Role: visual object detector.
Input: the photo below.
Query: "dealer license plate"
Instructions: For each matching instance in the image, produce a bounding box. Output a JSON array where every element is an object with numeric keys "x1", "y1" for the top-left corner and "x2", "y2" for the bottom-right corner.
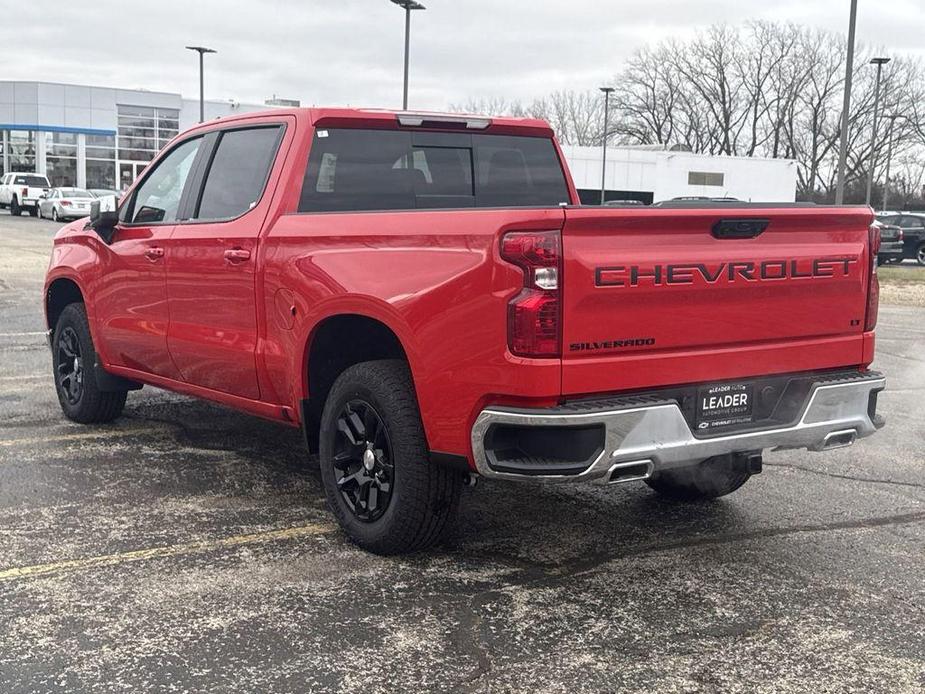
[{"x1": 696, "y1": 382, "x2": 754, "y2": 431}]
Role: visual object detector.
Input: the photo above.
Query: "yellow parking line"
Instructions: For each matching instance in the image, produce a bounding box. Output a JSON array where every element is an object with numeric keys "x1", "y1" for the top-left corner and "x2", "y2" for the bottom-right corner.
[
  {"x1": 0, "y1": 374, "x2": 48, "y2": 381},
  {"x1": 0, "y1": 331, "x2": 47, "y2": 337},
  {"x1": 0, "y1": 522, "x2": 333, "y2": 582}
]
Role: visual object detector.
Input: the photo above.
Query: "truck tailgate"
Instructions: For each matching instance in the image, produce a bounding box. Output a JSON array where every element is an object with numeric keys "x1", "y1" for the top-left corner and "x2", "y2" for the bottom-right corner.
[{"x1": 561, "y1": 206, "x2": 874, "y2": 396}]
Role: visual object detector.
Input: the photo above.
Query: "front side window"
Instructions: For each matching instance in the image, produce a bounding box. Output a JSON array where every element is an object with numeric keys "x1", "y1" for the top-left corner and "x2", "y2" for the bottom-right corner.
[
  {"x1": 299, "y1": 128, "x2": 568, "y2": 212},
  {"x1": 195, "y1": 126, "x2": 283, "y2": 221},
  {"x1": 127, "y1": 137, "x2": 201, "y2": 224}
]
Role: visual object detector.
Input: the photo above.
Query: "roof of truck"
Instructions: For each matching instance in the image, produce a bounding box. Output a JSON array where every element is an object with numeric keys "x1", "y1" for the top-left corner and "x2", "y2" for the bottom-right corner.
[{"x1": 205, "y1": 107, "x2": 556, "y2": 138}]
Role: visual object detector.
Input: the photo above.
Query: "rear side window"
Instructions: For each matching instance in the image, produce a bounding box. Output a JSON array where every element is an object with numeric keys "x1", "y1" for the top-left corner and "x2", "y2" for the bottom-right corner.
[
  {"x1": 195, "y1": 126, "x2": 283, "y2": 220},
  {"x1": 299, "y1": 128, "x2": 567, "y2": 212}
]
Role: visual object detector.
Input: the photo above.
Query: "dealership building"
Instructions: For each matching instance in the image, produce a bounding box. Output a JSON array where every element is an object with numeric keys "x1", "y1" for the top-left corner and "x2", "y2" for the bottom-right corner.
[
  {"x1": 0, "y1": 80, "x2": 266, "y2": 191},
  {"x1": 1, "y1": 80, "x2": 797, "y2": 201}
]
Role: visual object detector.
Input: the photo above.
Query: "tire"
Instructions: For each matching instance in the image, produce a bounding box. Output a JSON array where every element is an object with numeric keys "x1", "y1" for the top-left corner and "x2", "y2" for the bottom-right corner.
[
  {"x1": 28, "y1": 205, "x2": 38, "y2": 217},
  {"x1": 319, "y1": 359, "x2": 462, "y2": 555},
  {"x1": 645, "y1": 454, "x2": 751, "y2": 501},
  {"x1": 10, "y1": 197, "x2": 21, "y2": 216},
  {"x1": 52, "y1": 303, "x2": 127, "y2": 424},
  {"x1": 52, "y1": 207, "x2": 59, "y2": 222},
  {"x1": 917, "y1": 243, "x2": 925, "y2": 266}
]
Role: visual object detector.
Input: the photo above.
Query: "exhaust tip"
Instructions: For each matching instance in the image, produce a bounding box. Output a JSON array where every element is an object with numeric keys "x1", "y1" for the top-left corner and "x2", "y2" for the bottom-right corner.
[
  {"x1": 607, "y1": 459, "x2": 654, "y2": 484},
  {"x1": 821, "y1": 429, "x2": 857, "y2": 450}
]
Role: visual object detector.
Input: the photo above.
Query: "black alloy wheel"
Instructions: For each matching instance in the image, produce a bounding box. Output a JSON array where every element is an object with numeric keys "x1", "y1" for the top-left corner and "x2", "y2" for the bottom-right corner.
[
  {"x1": 331, "y1": 399, "x2": 395, "y2": 522},
  {"x1": 56, "y1": 326, "x2": 84, "y2": 405}
]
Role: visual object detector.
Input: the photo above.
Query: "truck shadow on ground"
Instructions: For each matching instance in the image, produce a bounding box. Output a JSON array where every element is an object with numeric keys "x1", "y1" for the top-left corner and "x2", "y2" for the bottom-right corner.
[{"x1": 124, "y1": 393, "x2": 763, "y2": 568}]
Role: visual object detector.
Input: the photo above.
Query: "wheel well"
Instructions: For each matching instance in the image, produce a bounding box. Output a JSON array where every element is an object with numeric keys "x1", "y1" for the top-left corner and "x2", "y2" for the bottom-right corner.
[
  {"x1": 46, "y1": 278, "x2": 84, "y2": 330},
  {"x1": 304, "y1": 315, "x2": 408, "y2": 451}
]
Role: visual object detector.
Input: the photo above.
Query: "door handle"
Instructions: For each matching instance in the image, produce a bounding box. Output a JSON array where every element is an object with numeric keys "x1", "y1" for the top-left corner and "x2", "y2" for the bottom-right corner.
[
  {"x1": 144, "y1": 246, "x2": 164, "y2": 261},
  {"x1": 224, "y1": 248, "x2": 251, "y2": 263}
]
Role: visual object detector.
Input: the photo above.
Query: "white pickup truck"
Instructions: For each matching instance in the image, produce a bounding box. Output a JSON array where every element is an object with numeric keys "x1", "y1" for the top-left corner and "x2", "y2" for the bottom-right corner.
[{"x1": 0, "y1": 172, "x2": 51, "y2": 216}]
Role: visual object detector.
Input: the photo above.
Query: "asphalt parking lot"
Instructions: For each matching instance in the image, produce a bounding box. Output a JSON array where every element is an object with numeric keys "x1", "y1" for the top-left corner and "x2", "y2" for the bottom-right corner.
[{"x1": 0, "y1": 213, "x2": 923, "y2": 693}]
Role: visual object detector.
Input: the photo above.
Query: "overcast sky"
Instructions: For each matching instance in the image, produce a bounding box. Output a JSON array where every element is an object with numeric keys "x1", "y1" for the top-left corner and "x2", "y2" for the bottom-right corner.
[{"x1": 9, "y1": 0, "x2": 925, "y2": 110}]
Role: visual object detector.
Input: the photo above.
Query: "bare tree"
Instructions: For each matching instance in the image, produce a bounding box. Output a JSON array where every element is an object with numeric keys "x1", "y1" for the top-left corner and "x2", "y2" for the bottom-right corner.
[{"x1": 452, "y1": 20, "x2": 925, "y2": 205}]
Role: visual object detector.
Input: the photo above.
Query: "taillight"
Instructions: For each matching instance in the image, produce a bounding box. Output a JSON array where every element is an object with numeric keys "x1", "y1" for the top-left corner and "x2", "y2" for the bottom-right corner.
[
  {"x1": 897, "y1": 229, "x2": 904, "y2": 242},
  {"x1": 21, "y1": 187, "x2": 28, "y2": 197},
  {"x1": 865, "y1": 224, "x2": 880, "y2": 331},
  {"x1": 60, "y1": 200, "x2": 72, "y2": 207},
  {"x1": 500, "y1": 230, "x2": 561, "y2": 357}
]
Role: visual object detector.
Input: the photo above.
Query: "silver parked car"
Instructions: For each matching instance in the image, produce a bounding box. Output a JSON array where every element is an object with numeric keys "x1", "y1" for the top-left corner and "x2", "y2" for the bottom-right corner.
[{"x1": 38, "y1": 188, "x2": 95, "y2": 221}]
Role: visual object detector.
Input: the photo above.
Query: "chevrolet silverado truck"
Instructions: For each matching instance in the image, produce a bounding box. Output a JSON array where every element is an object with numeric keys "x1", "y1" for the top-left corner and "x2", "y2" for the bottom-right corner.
[
  {"x1": 44, "y1": 108, "x2": 885, "y2": 554},
  {"x1": 1, "y1": 171, "x2": 51, "y2": 216}
]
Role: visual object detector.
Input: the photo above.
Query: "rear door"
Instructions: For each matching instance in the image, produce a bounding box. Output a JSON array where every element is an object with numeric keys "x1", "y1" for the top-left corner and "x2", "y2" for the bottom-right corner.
[
  {"x1": 560, "y1": 206, "x2": 873, "y2": 396},
  {"x1": 165, "y1": 120, "x2": 290, "y2": 400}
]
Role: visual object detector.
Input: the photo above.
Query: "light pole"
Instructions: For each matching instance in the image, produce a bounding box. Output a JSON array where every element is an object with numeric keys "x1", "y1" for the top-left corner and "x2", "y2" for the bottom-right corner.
[
  {"x1": 185, "y1": 46, "x2": 217, "y2": 123},
  {"x1": 881, "y1": 114, "x2": 901, "y2": 212},
  {"x1": 835, "y1": 0, "x2": 859, "y2": 204},
  {"x1": 599, "y1": 86, "x2": 614, "y2": 206},
  {"x1": 389, "y1": 0, "x2": 426, "y2": 110},
  {"x1": 865, "y1": 57, "x2": 891, "y2": 206}
]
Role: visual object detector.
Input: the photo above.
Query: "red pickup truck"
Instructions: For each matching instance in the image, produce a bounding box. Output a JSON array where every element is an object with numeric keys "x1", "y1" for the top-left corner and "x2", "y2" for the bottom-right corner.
[{"x1": 44, "y1": 108, "x2": 885, "y2": 554}]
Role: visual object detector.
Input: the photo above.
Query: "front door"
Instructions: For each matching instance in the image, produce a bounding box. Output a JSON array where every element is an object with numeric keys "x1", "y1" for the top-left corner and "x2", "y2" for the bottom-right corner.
[
  {"x1": 166, "y1": 122, "x2": 288, "y2": 400},
  {"x1": 94, "y1": 136, "x2": 203, "y2": 379}
]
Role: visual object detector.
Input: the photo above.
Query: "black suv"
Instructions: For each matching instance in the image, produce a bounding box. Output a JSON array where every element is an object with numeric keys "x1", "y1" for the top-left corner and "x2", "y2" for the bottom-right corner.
[{"x1": 877, "y1": 213, "x2": 925, "y2": 265}]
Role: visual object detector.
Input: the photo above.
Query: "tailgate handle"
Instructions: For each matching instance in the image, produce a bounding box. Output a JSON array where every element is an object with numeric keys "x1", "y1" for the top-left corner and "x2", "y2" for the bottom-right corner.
[{"x1": 712, "y1": 218, "x2": 769, "y2": 239}]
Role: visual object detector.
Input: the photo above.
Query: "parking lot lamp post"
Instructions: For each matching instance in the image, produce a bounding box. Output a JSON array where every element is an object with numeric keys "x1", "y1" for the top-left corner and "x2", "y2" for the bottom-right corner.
[
  {"x1": 389, "y1": 0, "x2": 426, "y2": 110},
  {"x1": 835, "y1": 0, "x2": 858, "y2": 204},
  {"x1": 866, "y1": 57, "x2": 891, "y2": 206},
  {"x1": 185, "y1": 46, "x2": 217, "y2": 123},
  {"x1": 599, "y1": 86, "x2": 615, "y2": 206},
  {"x1": 881, "y1": 114, "x2": 901, "y2": 212}
]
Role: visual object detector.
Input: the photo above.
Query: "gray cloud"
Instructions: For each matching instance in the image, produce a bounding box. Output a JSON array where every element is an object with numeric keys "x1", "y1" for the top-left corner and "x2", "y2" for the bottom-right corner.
[{"x1": 6, "y1": 0, "x2": 924, "y2": 110}]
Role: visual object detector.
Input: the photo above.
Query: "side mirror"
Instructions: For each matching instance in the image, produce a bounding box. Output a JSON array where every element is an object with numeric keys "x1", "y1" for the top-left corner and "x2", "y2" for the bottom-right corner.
[{"x1": 89, "y1": 195, "x2": 119, "y2": 244}]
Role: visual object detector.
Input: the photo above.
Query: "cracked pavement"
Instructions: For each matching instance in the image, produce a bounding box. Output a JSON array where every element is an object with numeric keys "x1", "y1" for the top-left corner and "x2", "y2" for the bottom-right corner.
[{"x1": 0, "y1": 215, "x2": 923, "y2": 693}]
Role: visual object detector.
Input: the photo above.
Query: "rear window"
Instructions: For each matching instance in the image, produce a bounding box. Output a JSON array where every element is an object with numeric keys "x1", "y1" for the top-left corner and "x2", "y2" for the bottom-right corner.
[
  {"x1": 299, "y1": 129, "x2": 568, "y2": 212},
  {"x1": 14, "y1": 175, "x2": 49, "y2": 187},
  {"x1": 59, "y1": 188, "x2": 92, "y2": 198}
]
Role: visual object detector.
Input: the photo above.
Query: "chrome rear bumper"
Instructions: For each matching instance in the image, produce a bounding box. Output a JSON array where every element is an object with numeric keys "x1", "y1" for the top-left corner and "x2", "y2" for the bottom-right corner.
[{"x1": 470, "y1": 372, "x2": 885, "y2": 484}]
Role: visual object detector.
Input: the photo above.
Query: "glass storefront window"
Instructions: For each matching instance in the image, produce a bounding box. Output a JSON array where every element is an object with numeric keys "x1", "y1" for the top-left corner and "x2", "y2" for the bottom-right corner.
[
  {"x1": 87, "y1": 159, "x2": 117, "y2": 189},
  {"x1": 115, "y1": 105, "x2": 181, "y2": 186},
  {"x1": 87, "y1": 134, "x2": 115, "y2": 161},
  {"x1": 9, "y1": 131, "x2": 36, "y2": 171},
  {"x1": 44, "y1": 132, "x2": 78, "y2": 157},
  {"x1": 46, "y1": 157, "x2": 77, "y2": 186},
  {"x1": 118, "y1": 105, "x2": 156, "y2": 118}
]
